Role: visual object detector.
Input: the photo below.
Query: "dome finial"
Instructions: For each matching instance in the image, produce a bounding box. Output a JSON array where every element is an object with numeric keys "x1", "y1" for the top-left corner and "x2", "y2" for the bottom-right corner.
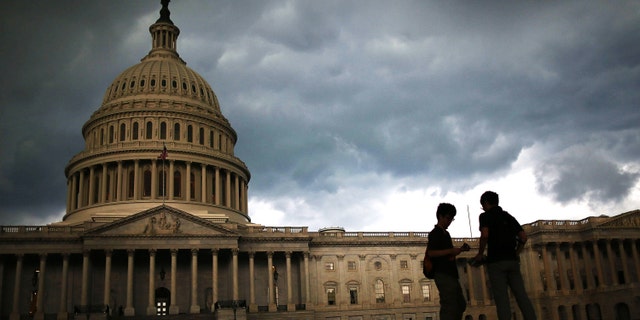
[{"x1": 156, "y1": 0, "x2": 173, "y2": 24}]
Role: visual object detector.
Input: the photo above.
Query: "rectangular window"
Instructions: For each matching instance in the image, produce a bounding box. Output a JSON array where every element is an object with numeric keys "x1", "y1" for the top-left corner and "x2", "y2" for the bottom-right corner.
[
  {"x1": 349, "y1": 288, "x2": 358, "y2": 304},
  {"x1": 348, "y1": 261, "x2": 357, "y2": 271},
  {"x1": 400, "y1": 260, "x2": 408, "y2": 269},
  {"x1": 402, "y1": 284, "x2": 411, "y2": 302},
  {"x1": 327, "y1": 288, "x2": 336, "y2": 305},
  {"x1": 325, "y1": 262, "x2": 335, "y2": 270},
  {"x1": 421, "y1": 283, "x2": 431, "y2": 301}
]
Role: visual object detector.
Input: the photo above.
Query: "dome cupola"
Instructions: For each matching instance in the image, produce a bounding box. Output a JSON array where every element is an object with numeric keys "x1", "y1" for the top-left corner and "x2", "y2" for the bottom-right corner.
[{"x1": 62, "y1": 0, "x2": 251, "y2": 226}]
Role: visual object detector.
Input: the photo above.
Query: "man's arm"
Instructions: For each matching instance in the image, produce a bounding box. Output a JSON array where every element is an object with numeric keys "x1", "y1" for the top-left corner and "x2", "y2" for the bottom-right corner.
[
  {"x1": 475, "y1": 226, "x2": 489, "y2": 260},
  {"x1": 515, "y1": 230, "x2": 527, "y2": 255}
]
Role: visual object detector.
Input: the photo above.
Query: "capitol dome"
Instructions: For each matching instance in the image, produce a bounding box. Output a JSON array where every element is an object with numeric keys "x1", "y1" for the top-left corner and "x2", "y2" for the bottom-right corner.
[{"x1": 62, "y1": 1, "x2": 251, "y2": 225}]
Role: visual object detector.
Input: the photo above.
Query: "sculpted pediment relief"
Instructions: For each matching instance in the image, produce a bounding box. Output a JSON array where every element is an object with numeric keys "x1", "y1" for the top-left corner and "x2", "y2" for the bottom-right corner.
[
  {"x1": 85, "y1": 205, "x2": 236, "y2": 237},
  {"x1": 598, "y1": 210, "x2": 640, "y2": 228}
]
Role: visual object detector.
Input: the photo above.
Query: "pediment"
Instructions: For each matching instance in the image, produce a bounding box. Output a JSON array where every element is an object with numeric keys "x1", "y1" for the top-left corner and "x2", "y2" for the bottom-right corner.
[
  {"x1": 85, "y1": 205, "x2": 237, "y2": 237},
  {"x1": 598, "y1": 209, "x2": 640, "y2": 228}
]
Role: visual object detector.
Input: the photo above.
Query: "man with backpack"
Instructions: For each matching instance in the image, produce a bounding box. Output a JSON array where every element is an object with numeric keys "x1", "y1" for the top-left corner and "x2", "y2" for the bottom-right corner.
[
  {"x1": 426, "y1": 203, "x2": 469, "y2": 320},
  {"x1": 473, "y1": 191, "x2": 537, "y2": 320}
]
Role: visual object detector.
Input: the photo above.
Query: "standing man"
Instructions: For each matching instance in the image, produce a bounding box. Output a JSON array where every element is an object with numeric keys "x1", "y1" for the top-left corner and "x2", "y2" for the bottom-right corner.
[
  {"x1": 473, "y1": 191, "x2": 537, "y2": 320},
  {"x1": 427, "y1": 203, "x2": 469, "y2": 320}
]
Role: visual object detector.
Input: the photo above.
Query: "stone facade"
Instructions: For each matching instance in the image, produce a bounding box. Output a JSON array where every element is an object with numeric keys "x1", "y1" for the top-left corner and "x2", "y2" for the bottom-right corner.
[{"x1": 1, "y1": 2, "x2": 639, "y2": 320}]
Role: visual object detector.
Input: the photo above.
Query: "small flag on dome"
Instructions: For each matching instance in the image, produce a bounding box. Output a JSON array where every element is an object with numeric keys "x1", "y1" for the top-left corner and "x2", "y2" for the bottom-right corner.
[{"x1": 158, "y1": 145, "x2": 168, "y2": 160}]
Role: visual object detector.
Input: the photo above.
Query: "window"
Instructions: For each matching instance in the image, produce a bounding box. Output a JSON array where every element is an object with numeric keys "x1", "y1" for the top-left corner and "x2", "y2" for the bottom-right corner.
[
  {"x1": 119, "y1": 123, "x2": 126, "y2": 141},
  {"x1": 400, "y1": 260, "x2": 408, "y2": 269},
  {"x1": 132, "y1": 122, "x2": 139, "y2": 140},
  {"x1": 209, "y1": 131, "x2": 214, "y2": 147},
  {"x1": 146, "y1": 121, "x2": 153, "y2": 139},
  {"x1": 187, "y1": 125, "x2": 193, "y2": 142},
  {"x1": 349, "y1": 288, "x2": 358, "y2": 304},
  {"x1": 325, "y1": 262, "x2": 335, "y2": 271},
  {"x1": 128, "y1": 171, "x2": 135, "y2": 198},
  {"x1": 421, "y1": 283, "x2": 431, "y2": 301},
  {"x1": 143, "y1": 169, "x2": 151, "y2": 197},
  {"x1": 160, "y1": 122, "x2": 167, "y2": 140},
  {"x1": 402, "y1": 284, "x2": 411, "y2": 303},
  {"x1": 348, "y1": 261, "x2": 357, "y2": 271},
  {"x1": 109, "y1": 125, "x2": 114, "y2": 143},
  {"x1": 375, "y1": 279, "x2": 385, "y2": 303},
  {"x1": 190, "y1": 173, "x2": 195, "y2": 200},
  {"x1": 173, "y1": 171, "x2": 181, "y2": 197},
  {"x1": 174, "y1": 123, "x2": 180, "y2": 141},
  {"x1": 199, "y1": 128, "x2": 204, "y2": 145},
  {"x1": 327, "y1": 288, "x2": 336, "y2": 305},
  {"x1": 374, "y1": 261, "x2": 382, "y2": 270}
]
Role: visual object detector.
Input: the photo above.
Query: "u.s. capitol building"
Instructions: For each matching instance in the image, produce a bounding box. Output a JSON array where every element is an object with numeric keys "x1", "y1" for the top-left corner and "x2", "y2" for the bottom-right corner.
[{"x1": 1, "y1": 2, "x2": 639, "y2": 320}]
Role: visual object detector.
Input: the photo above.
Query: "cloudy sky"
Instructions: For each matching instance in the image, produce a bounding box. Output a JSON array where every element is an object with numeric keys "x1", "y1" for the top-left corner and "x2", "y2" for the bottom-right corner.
[{"x1": 1, "y1": 0, "x2": 639, "y2": 237}]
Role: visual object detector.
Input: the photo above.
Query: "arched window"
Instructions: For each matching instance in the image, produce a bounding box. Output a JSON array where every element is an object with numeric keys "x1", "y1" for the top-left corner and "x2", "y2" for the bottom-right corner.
[
  {"x1": 375, "y1": 279, "x2": 385, "y2": 303},
  {"x1": 132, "y1": 122, "x2": 139, "y2": 140},
  {"x1": 93, "y1": 175, "x2": 100, "y2": 204},
  {"x1": 158, "y1": 169, "x2": 167, "y2": 198},
  {"x1": 109, "y1": 126, "x2": 114, "y2": 144},
  {"x1": 209, "y1": 131, "x2": 214, "y2": 147},
  {"x1": 199, "y1": 128, "x2": 204, "y2": 145},
  {"x1": 119, "y1": 123, "x2": 126, "y2": 141},
  {"x1": 174, "y1": 123, "x2": 180, "y2": 141},
  {"x1": 187, "y1": 125, "x2": 193, "y2": 142},
  {"x1": 100, "y1": 128, "x2": 105, "y2": 145},
  {"x1": 143, "y1": 169, "x2": 151, "y2": 197},
  {"x1": 128, "y1": 171, "x2": 135, "y2": 198},
  {"x1": 173, "y1": 171, "x2": 181, "y2": 198},
  {"x1": 160, "y1": 122, "x2": 167, "y2": 140},
  {"x1": 146, "y1": 121, "x2": 153, "y2": 139}
]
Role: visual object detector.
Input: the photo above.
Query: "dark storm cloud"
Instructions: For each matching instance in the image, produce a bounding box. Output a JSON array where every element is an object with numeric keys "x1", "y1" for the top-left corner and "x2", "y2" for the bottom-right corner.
[{"x1": 1, "y1": 0, "x2": 639, "y2": 228}]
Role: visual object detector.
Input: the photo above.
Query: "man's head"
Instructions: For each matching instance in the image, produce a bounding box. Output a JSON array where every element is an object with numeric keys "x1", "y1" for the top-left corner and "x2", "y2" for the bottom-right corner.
[
  {"x1": 436, "y1": 203, "x2": 457, "y2": 229},
  {"x1": 480, "y1": 191, "x2": 499, "y2": 211}
]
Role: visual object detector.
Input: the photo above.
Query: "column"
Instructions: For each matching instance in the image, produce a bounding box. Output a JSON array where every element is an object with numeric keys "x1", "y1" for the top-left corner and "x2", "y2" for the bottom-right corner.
[
  {"x1": 103, "y1": 250, "x2": 112, "y2": 309},
  {"x1": 78, "y1": 170, "x2": 85, "y2": 207},
  {"x1": 606, "y1": 240, "x2": 617, "y2": 285},
  {"x1": 201, "y1": 165, "x2": 207, "y2": 203},
  {"x1": 631, "y1": 240, "x2": 640, "y2": 283},
  {"x1": 304, "y1": 252, "x2": 312, "y2": 307},
  {"x1": 125, "y1": 250, "x2": 135, "y2": 316},
  {"x1": 581, "y1": 243, "x2": 595, "y2": 290},
  {"x1": 248, "y1": 251, "x2": 256, "y2": 312},
  {"x1": 151, "y1": 159, "x2": 158, "y2": 199},
  {"x1": 234, "y1": 174, "x2": 240, "y2": 210},
  {"x1": 166, "y1": 250, "x2": 178, "y2": 314},
  {"x1": 541, "y1": 245, "x2": 554, "y2": 292},
  {"x1": 116, "y1": 161, "x2": 123, "y2": 201},
  {"x1": 70, "y1": 173, "x2": 78, "y2": 210},
  {"x1": 212, "y1": 249, "x2": 218, "y2": 311},
  {"x1": 185, "y1": 162, "x2": 191, "y2": 201},
  {"x1": 286, "y1": 252, "x2": 294, "y2": 311},
  {"x1": 10, "y1": 254, "x2": 23, "y2": 320},
  {"x1": 214, "y1": 167, "x2": 221, "y2": 205},
  {"x1": 146, "y1": 249, "x2": 156, "y2": 315},
  {"x1": 268, "y1": 252, "x2": 276, "y2": 311},
  {"x1": 81, "y1": 251, "x2": 90, "y2": 307},
  {"x1": 592, "y1": 241, "x2": 605, "y2": 287},
  {"x1": 168, "y1": 160, "x2": 175, "y2": 200},
  {"x1": 568, "y1": 243, "x2": 582, "y2": 293},
  {"x1": 101, "y1": 164, "x2": 108, "y2": 203},
  {"x1": 225, "y1": 171, "x2": 231, "y2": 207},
  {"x1": 190, "y1": 249, "x2": 199, "y2": 313},
  {"x1": 556, "y1": 244, "x2": 569, "y2": 294},
  {"x1": 58, "y1": 253, "x2": 70, "y2": 319},
  {"x1": 34, "y1": 254, "x2": 47, "y2": 320},
  {"x1": 618, "y1": 240, "x2": 630, "y2": 284},
  {"x1": 480, "y1": 264, "x2": 490, "y2": 304},
  {"x1": 466, "y1": 260, "x2": 476, "y2": 305},
  {"x1": 133, "y1": 160, "x2": 140, "y2": 200},
  {"x1": 232, "y1": 249, "x2": 239, "y2": 301},
  {"x1": 88, "y1": 166, "x2": 95, "y2": 205}
]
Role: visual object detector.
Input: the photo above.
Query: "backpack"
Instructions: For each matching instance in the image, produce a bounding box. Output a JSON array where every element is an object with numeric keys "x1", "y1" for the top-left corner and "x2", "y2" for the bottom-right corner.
[{"x1": 423, "y1": 247, "x2": 434, "y2": 279}]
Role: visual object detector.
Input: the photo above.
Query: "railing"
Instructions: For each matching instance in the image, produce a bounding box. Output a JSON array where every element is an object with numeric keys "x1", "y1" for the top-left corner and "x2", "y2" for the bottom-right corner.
[{"x1": 0, "y1": 225, "x2": 86, "y2": 234}]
